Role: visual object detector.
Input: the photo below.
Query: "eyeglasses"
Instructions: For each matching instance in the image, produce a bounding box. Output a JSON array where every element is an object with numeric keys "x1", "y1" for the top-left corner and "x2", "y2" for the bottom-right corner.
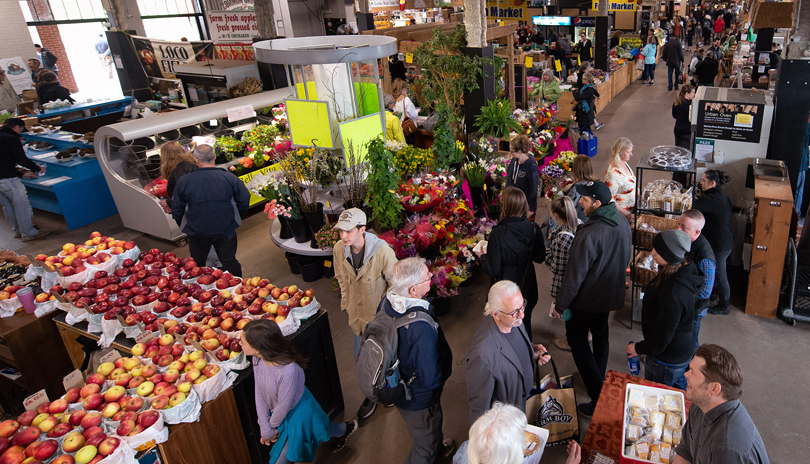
[
  {"x1": 412, "y1": 272, "x2": 433, "y2": 288},
  {"x1": 503, "y1": 299, "x2": 527, "y2": 318}
]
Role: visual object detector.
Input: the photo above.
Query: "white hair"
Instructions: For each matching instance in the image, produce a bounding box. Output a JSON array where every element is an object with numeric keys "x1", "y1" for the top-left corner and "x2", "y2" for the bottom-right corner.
[
  {"x1": 484, "y1": 280, "x2": 522, "y2": 316},
  {"x1": 193, "y1": 144, "x2": 215, "y2": 163},
  {"x1": 542, "y1": 68, "x2": 555, "y2": 79},
  {"x1": 468, "y1": 402, "x2": 527, "y2": 464},
  {"x1": 386, "y1": 257, "x2": 426, "y2": 296}
]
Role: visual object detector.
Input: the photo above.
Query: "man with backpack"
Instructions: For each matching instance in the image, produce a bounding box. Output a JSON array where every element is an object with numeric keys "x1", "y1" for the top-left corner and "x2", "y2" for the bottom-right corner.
[
  {"x1": 333, "y1": 208, "x2": 398, "y2": 420},
  {"x1": 360, "y1": 257, "x2": 454, "y2": 463}
]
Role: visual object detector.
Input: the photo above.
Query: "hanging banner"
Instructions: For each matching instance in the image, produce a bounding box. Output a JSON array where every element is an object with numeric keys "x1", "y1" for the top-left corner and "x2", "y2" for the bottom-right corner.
[
  {"x1": 486, "y1": 0, "x2": 527, "y2": 20},
  {"x1": 592, "y1": 0, "x2": 638, "y2": 11},
  {"x1": 0, "y1": 57, "x2": 34, "y2": 94},
  {"x1": 206, "y1": 10, "x2": 259, "y2": 42},
  {"x1": 214, "y1": 43, "x2": 256, "y2": 61},
  {"x1": 131, "y1": 36, "x2": 214, "y2": 79}
]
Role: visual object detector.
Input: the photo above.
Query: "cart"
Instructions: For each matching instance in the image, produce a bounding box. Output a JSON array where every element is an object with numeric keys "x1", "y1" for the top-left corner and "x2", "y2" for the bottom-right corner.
[{"x1": 779, "y1": 240, "x2": 810, "y2": 325}]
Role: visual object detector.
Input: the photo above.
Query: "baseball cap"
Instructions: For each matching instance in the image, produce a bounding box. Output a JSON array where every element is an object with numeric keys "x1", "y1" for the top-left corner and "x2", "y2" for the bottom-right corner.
[
  {"x1": 576, "y1": 180, "x2": 613, "y2": 205},
  {"x1": 333, "y1": 208, "x2": 366, "y2": 231}
]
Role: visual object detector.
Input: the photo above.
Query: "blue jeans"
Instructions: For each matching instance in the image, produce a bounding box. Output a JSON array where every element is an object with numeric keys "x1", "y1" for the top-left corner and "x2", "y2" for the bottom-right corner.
[
  {"x1": 644, "y1": 63, "x2": 656, "y2": 81},
  {"x1": 668, "y1": 64, "x2": 680, "y2": 89},
  {"x1": 644, "y1": 356, "x2": 689, "y2": 390},
  {"x1": 693, "y1": 311, "x2": 706, "y2": 350},
  {"x1": 0, "y1": 177, "x2": 38, "y2": 238},
  {"x1": 353, "y1": 331, "x2": 362, "y2": 360},
  {"x1": 274, "y1": 422, "x2": 347, "y2": 464},
  {"x1": 796, "y1": 170, "x2": 806, "y2": 214}
]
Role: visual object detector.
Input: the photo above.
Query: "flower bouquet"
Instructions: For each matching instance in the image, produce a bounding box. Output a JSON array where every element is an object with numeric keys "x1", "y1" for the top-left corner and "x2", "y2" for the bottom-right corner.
[
  {"x1": 215, "y1": 135, "x2": 245, "y2": 162},
  {"x1": 428, "y1": 256, "x2": 470, "y2": 298},
  {"x1": 241, "y1": 124, "x2": 280, "y2": 152},
  {"x1": 469, "y1": 134, "x2": 499, "y2": 160},
  {"x1": 398, "y1": 181, "x2": 445, "y2": 213},
  {"x1": 393, "y1": 145, "x2": 434, "y2": 175},
  {"x1": 314, "y1": 223, "x2": 340, "y2": 251},
  {"x1": 246, "y1": 170, "x2": 302, "y2": 219}
]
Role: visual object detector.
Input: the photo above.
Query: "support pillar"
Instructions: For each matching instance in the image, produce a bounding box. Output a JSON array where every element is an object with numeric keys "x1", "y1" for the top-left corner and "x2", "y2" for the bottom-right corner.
[{"x1": 461, "y1": 45, "x2": 495, "y2": 136}]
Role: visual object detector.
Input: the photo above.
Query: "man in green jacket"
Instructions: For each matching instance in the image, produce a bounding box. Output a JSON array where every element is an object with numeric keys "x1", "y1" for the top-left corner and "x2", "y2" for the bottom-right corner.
[{"x1": 534, "y1": 69, "x2": 561, "y2": 107}]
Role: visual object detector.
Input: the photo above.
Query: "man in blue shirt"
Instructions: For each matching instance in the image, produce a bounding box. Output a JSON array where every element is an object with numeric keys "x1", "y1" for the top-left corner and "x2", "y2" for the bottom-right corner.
[
  {"x1": 172, "y1": 144, "x2": 250, "y2": 276},
  {"x1": 678, "y1": 209, "x2": 715, "y2": 349}
]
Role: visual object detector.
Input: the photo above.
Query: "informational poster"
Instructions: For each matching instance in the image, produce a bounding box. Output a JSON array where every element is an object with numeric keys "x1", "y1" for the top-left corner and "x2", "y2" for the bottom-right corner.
[
  {"x1": 0, "y1": 57, "x2": 34, "y2": 94},
  {"x1": 131, "y1": 36, "x2": 214, "y2": 79},
  {"x1": 486, "y1": 0, "x2": 527, "y2": 20},
  {"x1": 206, "y1": 11, "x2": 259, "y2": 42},
  {"x1": 694, "y1": 138, "x2": 715, "y2": 162},
  {"x1": 696, "y1": 100, "x2": 765, "y2": 143},
  {"x1": 592, "y1": 0, "x2": 638, "y2": 11}
]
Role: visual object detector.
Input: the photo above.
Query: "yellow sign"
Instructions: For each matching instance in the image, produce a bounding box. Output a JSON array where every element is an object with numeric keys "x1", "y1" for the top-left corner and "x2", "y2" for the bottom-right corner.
[
  {"x1": 486, "y1": 0, "x2": 527, "y2": 20},
  {"x1": 619, "y1": 37, "x2": 643, "y2": 49},
  {"x1": 524, "y1": 56, "x2": 533, "y2": 68},
  {"x1": 592, "y1": 0, "x2": 637, "y2": 11},
  {"x1": 405, "y1": 53, "x2": 413, "y2": 64},
  {"x1": 554, "y1": 60, "x2": 562, "y2": 72}
]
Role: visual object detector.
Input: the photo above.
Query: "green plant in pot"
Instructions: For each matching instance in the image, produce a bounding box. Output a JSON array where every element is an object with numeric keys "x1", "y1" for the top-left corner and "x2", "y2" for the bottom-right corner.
[
  {"x1": 463, "y1": 158, "x2": 487, "y2": 212},
  {"x1": 432, "y1": 103, "x2": 465, "y2": 170},
  {"x1": 215, "y1": 136, "x2": 245, "y2": 162},
  {"x1": 365, "y1": 137, "x2": 403, "y2": 230},
  {"x1": 474, "y1": 99, "x2": 521, "y2": 139}
]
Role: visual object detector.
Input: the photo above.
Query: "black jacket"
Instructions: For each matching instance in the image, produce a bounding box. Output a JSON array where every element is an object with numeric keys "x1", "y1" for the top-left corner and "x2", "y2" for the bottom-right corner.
[
  {"x1": 165, "y1": 161, "x2": 197, "y2": 209},
  {"x1": 37, "y1": 82, "x2": 74, "y2": 104},
  {"x1": 695, "y1": 57, "x2": 718, "y2": 85},
  {"x1": 672, "y1": 100, "x2": 691, "y2": 135},
  {"x1": 689, "y1": 234, "x2": 716, "y2": 312},
  {"x1": 172, "y1": 167, "x2": 250, "y2": 236},
  {"x1": 635, "y1": 261, "x2": 705, "y2": 364},
  {"x1": 0, "y1": 127, "x2": 40, "y2": 179},
  {"x1": 661, "y1": 38, "x2": 684, "y2": 67},
  {"x1": 574, "y1": 85, "x2": 598, "y2": 128},
  {"x1": 694, "y1": 186, "x2": 733, "y2": 253},
  {"x1": 556, "y1": 203, "x2": 633, "y2": 313},
  {"x1": 482, "y1": 217, "x2": 544, "y2": 310},
  {"x1": 505, "y1": 157, "x2": 539, "y2": 213},
  {"x1": 40, "y1": 49, "x2": 58, "y2": 70}
]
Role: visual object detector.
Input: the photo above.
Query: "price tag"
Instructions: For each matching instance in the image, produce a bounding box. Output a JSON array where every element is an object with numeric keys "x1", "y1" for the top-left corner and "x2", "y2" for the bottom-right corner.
[
  {"x1": 405, "y1": 53, "x2": 413, "y2": 64},
  {"x1": 524, "y1": 56, "x2": 533, "y2": 68},
  {"x1": 135, "y1": 331, "x2": 156, "y2": 344},
  {"x1": 324, "y1": 260, "x2": 332, "y2": 268},
  {"x1": 23, "y1": 389, "x2": 49, "y2": 411},
  {"x1": 555, "y1": 60, "x2": 562, "y2": 72},
  {"x1": 99, "y1": 348, "x2": 121, "y2": 364},
  {"x1": 226, "y1": 104, "x2": 257, "y2": 123},
  {"x1": 63, "y1": 369, "x2": 84, "y2": 391},
  {"x1": 51, "y1": 292, "x2": 68, "y2": 303},
  {"x1": 158, "y1": 323, "x2": 166, "y2": 337},
  {"x1": 116, "y1": 315, "x2": 127, "y2": 327},
  {"x1": 189, "y1": 340, "x2": 205, "y2": 352}
]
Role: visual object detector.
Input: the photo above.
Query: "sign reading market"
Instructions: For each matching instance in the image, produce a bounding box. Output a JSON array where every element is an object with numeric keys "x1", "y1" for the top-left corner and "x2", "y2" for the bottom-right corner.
[
  {"x1": 486, "y1": 0, "x2": 528, "y2": 20},
  {"x1": 591, "y1": 0, "x2": 637, "y2": 11}
]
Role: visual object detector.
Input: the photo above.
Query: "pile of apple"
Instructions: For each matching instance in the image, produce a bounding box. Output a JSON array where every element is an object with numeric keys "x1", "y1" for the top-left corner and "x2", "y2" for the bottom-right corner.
[
  {"x1": 0, "y1": 284, "x2": 56, "y2": 303},
  {"x1": 33, "y1": 232, "x2": 136, "y2": 274}
]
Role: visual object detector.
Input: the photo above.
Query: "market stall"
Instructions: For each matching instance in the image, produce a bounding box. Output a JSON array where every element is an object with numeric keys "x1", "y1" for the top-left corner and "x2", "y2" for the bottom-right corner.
[{"x1": 25, "y1": 97, "x2": 132, "y2": 134}]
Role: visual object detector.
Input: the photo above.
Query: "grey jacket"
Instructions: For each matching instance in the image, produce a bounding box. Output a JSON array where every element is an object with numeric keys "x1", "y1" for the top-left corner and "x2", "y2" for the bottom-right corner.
[{"x1": 466, "y1": 316, "x2": 534, "y2": 425}]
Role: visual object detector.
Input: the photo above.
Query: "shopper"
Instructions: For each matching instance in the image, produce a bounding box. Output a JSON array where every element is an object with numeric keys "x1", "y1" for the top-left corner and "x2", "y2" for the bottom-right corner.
[
  {"x1": 609, "y1": 31, "x2": 622, "y2": 49},
  {"x1": 677, "y1": 209, "x2": 716, "y2": 349},
  {"x1": 676, "y1": 344, "x2": 770, "y2": 464},
  {"x1": 453, "y1": 402, "x2": 581, "y2": 464},
  {"x1": 695, "y1": 54, "x2": 718, "y2": 87},
  {"x1": 673, "y1": 85, "x2": 695, "y2": 149},
  {"x1": 573, "y1": 72, "x2": 598, "y2": 134},
  {"x1": 604, "y1": 137, "x2": 636, "y2": 222},
  {"x1": 577, "y1": 31, "x2": 593, "y2": 62},
  {"x1": 549, "y1": 42, "x2": 568, "y2": 78},
  {"x1": 332, "y1": 207, "x2": 397, "y2": 419},
  {"x1": 36, "y1": 71, "x2": 74, "y2": 104},
  {"x1": 383, "y1": 94, "x2": 406, "y2": 144},
  {"x1": 240, "y1": 320, "x2": 358, "y2": 463},
  {"x1": 530, "y1": 26, "x2": 545, "y2": 46},
  {"x1": 547, "y1": 28, "x2": 558, "y2": 45},
  {"x1": 0, "y1": 118, "x2": 50, "y2": 241},
  {"x1": 171, "y1": 144, "x2": 250, "y2": 276},
  {"x1": 391, "y1": 78, "x2": 418, "y2": 121},
  {"x1": 389, "y1": 55, "x2": 407, "y2": 82},
  {"x1": 95, "y1": 33, "x2": 113, "y2": 79},
  {"x1": 694, "y1": 169, "x2": 733, "y2": 315},
  {"x1": 626, "y1": 230, "x2": 704, "y2": 389},
  {"x1": 466, "y1": 281, "x2": 551, "y2": 424},
  {"x1": 545, "y1": 196, "x2": 577, "y2": 318},
  {"x1": 701, "y1": 15, "x2": 713, "y2": 46},
  {"x1": 708, "y1": 38, "x2": 724, "y2": 61},
  {"x1": 661, "y1": 34, "x2": 685, "y2": 91},
  {"x1": 505, "y1": 135, "x2": 539, "y2": 220},
  {"x1": 686, "y1": 17, "x2": 696, "y2": 48},
  {"x1": 35, "y1": 44, "x2": 58, "y2": 74},
  {"x1": 555, "y1": 180, "x2": 632, "y2": 417},
  {"x1": 689, "y1": 48, "x2": 704, "y2": 86},
  {"x1": 713, "y1": 16, "x2": 725, "y2": 40},
  {"x1": 575, "y1": 63, "x2": 603, "y2": 130},
  {"x1": 159, "y1": 141, "x2": 197, "y2": 213},
  {"x1": 564, "y1": 155, "x2": 599, "y2": 223},
  {"x1": 535, "y1": 69, "x2": 561, "y2": 108},
  {"x1": 376, "y1": 257, "x2": 454, "y2": 464},
  {"x1": 641, "y1": 36, "x2": 658, "y2": 85},
  {"x1": 477, "y1": 187, "x2": 544, "y2": 340},
  {"x1": 0, "y1": 70, "x2": 20, "y2": 113},
  {"x1": 28, "y1": 59, "x2": 43, "y2": 85}
]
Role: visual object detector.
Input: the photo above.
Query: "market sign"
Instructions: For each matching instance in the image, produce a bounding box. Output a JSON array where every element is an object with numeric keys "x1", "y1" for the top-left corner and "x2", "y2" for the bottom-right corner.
[
  {"x1": 0, "y1": 57, "x2": 34, "y2": 95},
  {"x1": 131, "y1": 36, "x2": 214, "y2": 79},
  {"x1": 486, "y1": 0, "x2": 528, "y2": 20},
  {"x1": 619, "y1": 37, "x2": 642, "y2": 49},
  {"x1": 206, "y1": 10, "x2": 259, "y2": 41},
  {"x1": 696, "y1": 100, "x2": 765, "y2": 143},
  {"x1": 592, "y1": 0, "x2": 638, "y2": 11},
  {"x1": 369, "y1": 0, "x2": 399, "y2": 7}
]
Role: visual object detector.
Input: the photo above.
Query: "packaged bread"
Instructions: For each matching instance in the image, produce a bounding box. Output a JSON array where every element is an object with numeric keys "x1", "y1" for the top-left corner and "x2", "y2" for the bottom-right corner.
[
  {"x1": 651, "y1": 410, "x2": 666, "y2": 427},
  {"x1": 635, "y1": 442, "x2": 650, "y2": 460},
  {"x1": 666, "y1": 412, "x2": 681, "y2": 429},
  {"x1": 628, "y1": 389, "x2": 646, "y2": 408},
  {"x1": 523, "y1": 431, "x2": 541, "y2": 456},
  {"x1": 660, "y1": 443, "x2": 672, "y2": 463},
  {"x1": 672, "y1": 428, "x2": 683, "y2": 446}
]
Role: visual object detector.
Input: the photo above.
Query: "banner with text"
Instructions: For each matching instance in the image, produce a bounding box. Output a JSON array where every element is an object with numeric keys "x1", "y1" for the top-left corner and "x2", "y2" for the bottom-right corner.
[
  {"x1": 486, "y1": 0, "x2": 527, "y2": 20},
  {"x1": 696, "y1": 100, "x2": 765, "y2": 143},
  {"x1": 131, "y1": 36, "x2": 214, "y2": 79},
  {"x1": 0, "y1": 57, "x2": 34, "y2": 94},
  {"x1": 214, "y1": 43, "x2": 256, "y2": 61},
  {"x1": 206, "y1": 10, "x2": 259, "y2": 42},
  {"x1": 592, "y1": 0, "x2": 638, "y2": 11}
]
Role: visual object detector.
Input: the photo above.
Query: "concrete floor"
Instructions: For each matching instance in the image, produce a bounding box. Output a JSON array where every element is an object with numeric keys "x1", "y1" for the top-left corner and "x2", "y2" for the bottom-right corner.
[{"x1": 3, "y1": 77, "x2": 810, "y2": 464}]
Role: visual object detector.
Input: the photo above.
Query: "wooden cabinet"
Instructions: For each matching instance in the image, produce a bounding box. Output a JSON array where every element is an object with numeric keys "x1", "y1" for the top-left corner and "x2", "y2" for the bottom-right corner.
[
  {"x1": 746, "y1": 177, "x2": 793, "y2": 318},
  {"x1": 0, "y1": 311, "x2": 74, "y2": 413}
]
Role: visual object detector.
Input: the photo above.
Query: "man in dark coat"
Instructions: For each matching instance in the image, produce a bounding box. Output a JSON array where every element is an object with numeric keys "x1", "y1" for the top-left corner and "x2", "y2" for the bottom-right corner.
[
  {"x1": 35, "y1": 44, "x2": 58, "y2": 74},
  {"x1": 555, "y1": 181, "x2": 632, "y2": 417},
  {"x1": 661, "y1": 35, "x2": 685, "y2": 91},
  {"x1": 695, "y1": 55, "x2": 718, "y2": 87}
]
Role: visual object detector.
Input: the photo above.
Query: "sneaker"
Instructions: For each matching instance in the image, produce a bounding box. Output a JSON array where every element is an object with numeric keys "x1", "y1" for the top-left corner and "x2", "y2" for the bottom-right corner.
[
  {"x1": 14, "y1": 224, "x2": 40, "y2": 238},
  {"x1": 21, "y1": 230, "x2": 51, "y2": 242},
  {"x1": 595, "y1": 122, "x2": 604, "y2": 130},
  {"x1": 577, "y1": 401, "x2": 596, "y2": 418},
  {"x1": 440, "y1": 438, "x2": 456, "y2": 458},
  {"x1": 708, "y1": 306, "x2": 730, "y2": 315},
  {"x1": 554, "y1": 338, "x2": 571, "y2": 351},
  {"x1": 331, "y1": 420, "x2": 358, "y2": 453},
  {"x1": 357, "y1": 397, "x2": 377, "y2": 419},
  {"x1": 668, "y1": 87, "x2": 673, "y2": 91}
]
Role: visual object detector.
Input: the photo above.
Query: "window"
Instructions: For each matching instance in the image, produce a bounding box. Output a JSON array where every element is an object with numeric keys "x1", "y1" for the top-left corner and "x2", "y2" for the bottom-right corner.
[
  {"x1": 137, "y1": 0, "x2": 199, "y2": 16},
  {"x1": 24, "y1": 0, "x2": 107, "y2": 21}
]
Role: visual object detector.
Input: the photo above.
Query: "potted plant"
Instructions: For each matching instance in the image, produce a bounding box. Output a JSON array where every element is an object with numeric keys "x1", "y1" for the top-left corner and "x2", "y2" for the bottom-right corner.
[
  {"x1": 365, "y1": 137, "x2": 403, "y2": 230},
  {"x1": 215, "y1": 135, "x2": 245, "y2": 163},
  {"x1": 246, "y1": 171, "x2": 304, "y2": 241},
  {"x1": 332, "y1": 141, "x2": 368, "y2": 210},
  {"x1": 474, "y1": 99, "x2": 522, "y2": 139},
  {"x1": 463, "y1": 159, "x2": 487, "y2": 212}
]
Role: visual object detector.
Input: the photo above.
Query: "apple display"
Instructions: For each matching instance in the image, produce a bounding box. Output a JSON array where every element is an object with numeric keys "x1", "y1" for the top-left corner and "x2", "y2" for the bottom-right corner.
[
  {"x1": 74, "y1": 445, "x2": 98, "y2": 464},
  {"x1": 81, "y1": 394, "x2": 103, "y2": 411},
  {"x1": 11, "y1": 426, "x2": 40, "y2": 447},
  {"x1": 97, "y1": 437, "x2": 120, "y2": 457}
]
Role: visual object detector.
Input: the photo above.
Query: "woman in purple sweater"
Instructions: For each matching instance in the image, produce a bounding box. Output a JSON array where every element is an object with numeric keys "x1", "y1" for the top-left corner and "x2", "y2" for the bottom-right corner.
[{"x1": 241, "y1": 320, "x2": 357, "y2": 463}]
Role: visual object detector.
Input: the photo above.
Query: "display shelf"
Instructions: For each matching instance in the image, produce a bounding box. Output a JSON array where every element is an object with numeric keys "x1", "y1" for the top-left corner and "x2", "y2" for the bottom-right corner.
[{"x1": 27, "y1": 97, "x2": 130, "y2": 120}]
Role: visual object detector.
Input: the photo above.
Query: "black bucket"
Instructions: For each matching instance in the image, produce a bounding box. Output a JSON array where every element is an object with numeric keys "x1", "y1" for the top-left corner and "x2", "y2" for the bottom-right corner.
[
  {"x1": 180, "y1": 125, "x2": 201, "y2": 138},
  {"x1": 156, "y1": 130, "x2": 180, "y2": 144},
  {"x1": 201, "y1": 119, "x2": 222, "y2": 133},
  {"x1": 285, "y1": 252, "x2": 301, "y2": 274},
  {"x1": 212, "y1": 129, "x2": 235, "y2": 139},
  {"x1": 298, "y1": 256, "x2": 324, "y2": 282},
  {"x1": 132, "y1": 137, "x2": 156, "y2": 149},
  {"x1": 222, "y1": 117, "x2": 257, "y2": 128}
]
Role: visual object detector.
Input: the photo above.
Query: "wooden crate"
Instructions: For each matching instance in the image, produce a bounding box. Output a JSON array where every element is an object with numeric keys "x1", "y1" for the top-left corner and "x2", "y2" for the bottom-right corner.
[{"x1": 634, "y1": 214, "x2": 679, "y2": 249}]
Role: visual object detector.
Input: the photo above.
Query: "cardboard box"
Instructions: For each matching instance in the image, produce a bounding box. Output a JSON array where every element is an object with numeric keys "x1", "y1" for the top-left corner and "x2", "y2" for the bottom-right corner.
[
  {"x1": 21, "y1": 116, "x2": 39, "y2": 128},
  {"x1": 621, "y1": 383, "x2": 686, "y2": 464}
]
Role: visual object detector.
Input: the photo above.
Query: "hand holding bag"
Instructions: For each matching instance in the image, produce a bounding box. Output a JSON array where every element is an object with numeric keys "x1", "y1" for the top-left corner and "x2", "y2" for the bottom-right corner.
[{"x1": 525, "y1": 356, "x2": 579, "y2": 446}]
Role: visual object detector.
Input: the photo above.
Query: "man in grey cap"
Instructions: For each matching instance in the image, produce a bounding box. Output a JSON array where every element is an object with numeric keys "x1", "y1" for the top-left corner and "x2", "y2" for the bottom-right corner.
[
  {"x1": 554, "y1": 180, "x2": 632, "y2": 417},
  {"x1": 332, "y1": 207, "x2": 397, "y2": 419}
]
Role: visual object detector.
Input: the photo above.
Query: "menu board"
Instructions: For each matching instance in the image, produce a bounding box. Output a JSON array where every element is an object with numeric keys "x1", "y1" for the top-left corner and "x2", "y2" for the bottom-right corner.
[{"x1": 696, "y1": 100, "x2": 765, "y2": 143}]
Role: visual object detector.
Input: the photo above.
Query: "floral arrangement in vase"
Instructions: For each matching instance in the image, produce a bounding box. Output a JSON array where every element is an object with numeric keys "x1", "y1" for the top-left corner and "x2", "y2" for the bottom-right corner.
[{"x1": 314, "y1": 223, "x2": 341, "y2": 251}]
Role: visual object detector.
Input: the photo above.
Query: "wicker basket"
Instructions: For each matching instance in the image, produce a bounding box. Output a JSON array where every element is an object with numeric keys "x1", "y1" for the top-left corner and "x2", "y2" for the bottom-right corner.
[
  {"x1": 633, "y1": 250, "x2": 658, "y2": 286},
  {"x1": 634, "y1": 214, "x2": 679, "y2": 249}
]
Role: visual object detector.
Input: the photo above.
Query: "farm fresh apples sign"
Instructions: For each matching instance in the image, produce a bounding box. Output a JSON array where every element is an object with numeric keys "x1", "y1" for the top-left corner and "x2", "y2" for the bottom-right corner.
[{"x1": 486, "y1": 0, "x2": 527, "y2": 20}]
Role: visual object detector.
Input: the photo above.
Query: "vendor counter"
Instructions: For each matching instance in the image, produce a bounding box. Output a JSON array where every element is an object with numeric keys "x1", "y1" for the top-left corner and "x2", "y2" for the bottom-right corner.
[{"x1": 27, "y1": 97, "x2": 131, "y2": 134}]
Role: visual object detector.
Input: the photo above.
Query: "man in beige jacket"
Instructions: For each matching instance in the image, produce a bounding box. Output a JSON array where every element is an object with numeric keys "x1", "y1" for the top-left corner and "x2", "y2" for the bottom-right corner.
[{"x1": 333, "y1": 208, "x2": 397, "y2": 419}]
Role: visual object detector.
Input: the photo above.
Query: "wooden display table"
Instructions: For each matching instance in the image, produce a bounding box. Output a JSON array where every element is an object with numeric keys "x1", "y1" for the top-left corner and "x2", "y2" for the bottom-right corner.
[
  {"x1": 582, "y1": 370, "x2": 691, "y2": 462},
  {"x1": 0, "y1": 310, "x2": 74, "y2": 413}
]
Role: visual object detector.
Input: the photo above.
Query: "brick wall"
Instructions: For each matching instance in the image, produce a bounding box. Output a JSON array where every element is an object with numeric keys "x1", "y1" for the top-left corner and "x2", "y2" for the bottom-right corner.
[
  {"x1": 34, "y1": 25, "x2": 79, "y2": 93},
  {"x1": 0, "y1": 1, "x2": 38, "y2": 66}
]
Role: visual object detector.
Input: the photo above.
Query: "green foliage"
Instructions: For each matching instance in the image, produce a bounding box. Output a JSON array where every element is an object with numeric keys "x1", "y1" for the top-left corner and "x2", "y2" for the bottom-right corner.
[
  {"x1": 463, "y1": 159, "x2": 487, "y2": 188},
  {"x1": 365, "y1": 137, "x2": 403, "y2": 229},
  {"x1": 432, "y1": 104, "x2": 462, "y2": 170},
  {"x1": 474, "y1": 99, "x2": 521, "y2": 138}
]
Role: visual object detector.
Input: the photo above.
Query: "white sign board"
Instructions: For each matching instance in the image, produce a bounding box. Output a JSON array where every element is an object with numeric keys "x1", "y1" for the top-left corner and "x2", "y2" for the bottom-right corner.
[
  {"x1": 206, "y1": 10, "x2": 259, "y2": 42},
  {"x1": 0, "y1": 57, "x2": 33, "y2": 95}
]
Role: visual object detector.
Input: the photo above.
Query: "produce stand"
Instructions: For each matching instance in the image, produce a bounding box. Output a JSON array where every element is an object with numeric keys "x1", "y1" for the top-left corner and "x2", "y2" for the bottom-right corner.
[
  {"x1": 27, "y1": 97, "x2": 131, "y2": 134},
  {"x1": 21, "y1": 130, "x2": 118, "y2": 229}
]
